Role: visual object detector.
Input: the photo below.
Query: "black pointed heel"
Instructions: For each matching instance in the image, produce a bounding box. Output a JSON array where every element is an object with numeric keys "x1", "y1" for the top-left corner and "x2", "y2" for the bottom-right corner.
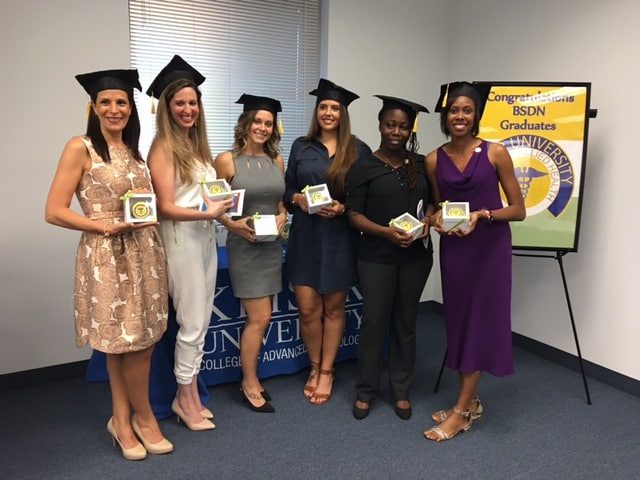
[{"x1": 240, "y1": 388, "x2": 275, "y2": 413}]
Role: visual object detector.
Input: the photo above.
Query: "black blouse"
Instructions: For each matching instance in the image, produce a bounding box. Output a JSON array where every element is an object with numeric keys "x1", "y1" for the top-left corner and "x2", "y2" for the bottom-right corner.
[{"x1": 346, "y1": 153, "x2": 433, "y2": 265}]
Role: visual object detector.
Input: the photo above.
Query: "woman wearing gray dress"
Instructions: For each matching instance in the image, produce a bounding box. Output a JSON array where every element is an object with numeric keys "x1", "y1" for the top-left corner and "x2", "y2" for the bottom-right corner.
[{"x1": 215, "y1": 94, "x2": 287, "y2": 412}]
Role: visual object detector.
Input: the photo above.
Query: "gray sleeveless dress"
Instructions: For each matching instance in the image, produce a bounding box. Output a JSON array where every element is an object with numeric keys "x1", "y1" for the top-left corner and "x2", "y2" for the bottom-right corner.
[{"x1": 226, "y1": 153, "x2": 285, "y2": 298}]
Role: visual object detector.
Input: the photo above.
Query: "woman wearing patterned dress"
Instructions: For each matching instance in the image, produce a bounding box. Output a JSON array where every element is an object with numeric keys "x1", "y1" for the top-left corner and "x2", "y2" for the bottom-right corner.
[
  {"x1": 45, "y1": 69, "x2": 171, "y2": 460},
  {"x1": 215, "y1": 94, "x2": 287, "y2": 413},
  {"x1": 423, "y1": 82, "x2": 525, "y2": 442},
  {"x1": 147, "y1": 56, "x2": 230, "y2": 431},
  {"x1": 284, "y1": 78, "x2": 371, "y2": 405}
]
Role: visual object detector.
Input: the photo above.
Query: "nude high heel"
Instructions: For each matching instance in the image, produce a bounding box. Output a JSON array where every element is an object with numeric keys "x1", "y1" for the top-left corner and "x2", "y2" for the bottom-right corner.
[
  {"x1": 106, "y1": 417, "x2": 146, "y2": 461},
  {"x1": 131, "y1": 417, "x2": 173, "y2": 454},
  {"x1": 200, "y1": 407, "x2": 214, "y2": 419},
  {"x1": 172, "y1": 399, "x2": 215, "y2": 431}
]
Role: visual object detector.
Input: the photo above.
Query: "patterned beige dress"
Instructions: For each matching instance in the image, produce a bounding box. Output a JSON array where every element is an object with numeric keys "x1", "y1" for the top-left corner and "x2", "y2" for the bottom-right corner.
[{"x1": 74, "y1": 137, "x2": 168, "y2": 354}]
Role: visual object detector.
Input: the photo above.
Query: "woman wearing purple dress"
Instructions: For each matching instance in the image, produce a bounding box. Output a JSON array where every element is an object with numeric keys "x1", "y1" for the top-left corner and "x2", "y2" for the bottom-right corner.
[{"x1": 424, "y1": 82, "x2": 525, "y2": 442}]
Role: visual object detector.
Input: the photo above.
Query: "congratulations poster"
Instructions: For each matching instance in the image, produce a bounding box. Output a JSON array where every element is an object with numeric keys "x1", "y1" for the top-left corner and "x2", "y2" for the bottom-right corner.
[{"x1": 479, "y1": 82, "x2": 591, "y2": 251}]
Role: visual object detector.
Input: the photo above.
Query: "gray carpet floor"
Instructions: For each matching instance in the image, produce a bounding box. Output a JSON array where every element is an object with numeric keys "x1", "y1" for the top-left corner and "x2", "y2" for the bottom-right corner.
[{"x1": 1, "y1": 311, "x2": 639, "y2": 480}]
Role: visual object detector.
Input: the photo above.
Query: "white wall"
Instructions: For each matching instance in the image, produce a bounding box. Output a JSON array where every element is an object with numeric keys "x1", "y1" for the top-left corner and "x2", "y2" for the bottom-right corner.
[
  {"x1": 0, "y1": 0, "x2": 130, "y2": 374},
  {"x1": 447, "y1": 0, "x2": 640, "y2": 380},
  {"x1": 2, "y1": 0, "x2": 638, "y2": 382}
]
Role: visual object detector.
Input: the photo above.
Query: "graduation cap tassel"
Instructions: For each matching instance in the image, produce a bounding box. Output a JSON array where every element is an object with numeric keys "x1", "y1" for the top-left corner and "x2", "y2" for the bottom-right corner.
[
  {"x1": 412, "y1": 116, "x2": 419, "y2": 134},
  {"x1": 278, "y1": 118, "x2": 285, "y2": 135},
  {"x1": 151, "y1": 98, "x2": 156, "y2": 114},
  {"x1": 86, "y1": 101, "x2": 92, "y2": 119},
  {"x1": 442, "y1": 83, "x2": 449, "y2": 110}
]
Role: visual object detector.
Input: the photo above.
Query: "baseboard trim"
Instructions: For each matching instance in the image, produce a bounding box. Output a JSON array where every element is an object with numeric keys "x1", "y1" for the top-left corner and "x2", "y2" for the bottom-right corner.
[
  {"x1": 3, "y1": 306, "x2": 639, "y2": 399},
  {"x1": 512, "y1": 333, "x2": 640, "y2": 399},
  {"x1": 0, "y1": 360, "x2": 88, "y2": 392}
]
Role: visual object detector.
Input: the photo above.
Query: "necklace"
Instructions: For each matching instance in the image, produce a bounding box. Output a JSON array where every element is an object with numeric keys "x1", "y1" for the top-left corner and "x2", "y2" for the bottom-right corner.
[{"x1": 375, "y1": 149, "x2": 408, "y2": 169}]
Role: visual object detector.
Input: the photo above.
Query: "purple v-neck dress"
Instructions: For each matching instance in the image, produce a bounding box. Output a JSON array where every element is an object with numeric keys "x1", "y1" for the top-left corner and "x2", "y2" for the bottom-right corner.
[{"x1": 436, "y1": 140, "x2": 514, "y2": 376}]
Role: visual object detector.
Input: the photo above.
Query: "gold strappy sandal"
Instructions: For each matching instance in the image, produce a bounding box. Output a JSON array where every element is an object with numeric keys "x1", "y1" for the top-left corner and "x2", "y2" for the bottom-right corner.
[{"x1": 424, "y1": 406, "x2": 473, "y2": 442}]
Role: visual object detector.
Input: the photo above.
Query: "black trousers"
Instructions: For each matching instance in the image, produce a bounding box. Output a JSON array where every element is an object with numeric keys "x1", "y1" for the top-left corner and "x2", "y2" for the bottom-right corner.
[{"x1": 355, "y1": 255, "x2": 433, "y2": 403}]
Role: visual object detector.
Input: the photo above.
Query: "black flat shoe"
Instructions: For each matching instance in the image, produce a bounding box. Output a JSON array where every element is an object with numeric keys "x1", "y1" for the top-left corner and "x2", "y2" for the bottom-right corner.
[
  {"x1": 352, "y1": 401, "x2": 370, "y2": 420},
  {"x1": 394, "y1": 404, "x2": 412, "y2": 420},
  {"x1": 240, "y1": 388, "x2": 275, "y2": 413},
  {"x1": 261, "y1": 389, "x2": 272, "y2": 401}
]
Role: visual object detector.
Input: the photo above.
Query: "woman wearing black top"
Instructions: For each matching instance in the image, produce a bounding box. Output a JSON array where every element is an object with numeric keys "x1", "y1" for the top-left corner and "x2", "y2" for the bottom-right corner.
[{"x1": 346, "y1": 96, "x2": 433, "y2": 420}]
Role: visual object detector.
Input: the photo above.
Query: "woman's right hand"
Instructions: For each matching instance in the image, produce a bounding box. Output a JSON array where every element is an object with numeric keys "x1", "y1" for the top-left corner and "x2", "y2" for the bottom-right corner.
[
  {"x1": 203, "y1": 196, "x2": 233, "y2": 220},
  {"x1": 226, "y1": 216, "x2": 257, "y2": 242},
  {"x1": 292, "y1": 192, "x2": 309, "y2": 213},
  {"x1": 103, "y1": 221, "x2": 158, "y2": 237},
  {"x1": 386, "y1": 226, "x2": 414, "y2": 248}
]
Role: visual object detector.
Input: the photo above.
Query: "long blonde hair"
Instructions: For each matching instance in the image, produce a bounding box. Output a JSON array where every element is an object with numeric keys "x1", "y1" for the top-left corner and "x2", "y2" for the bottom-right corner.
[
  {"x1": 304, "y1": 103, "x2": 357, "y2": 197},
  {"x1": 155, "y1": 79, "x2": 213, "y2": 184}
]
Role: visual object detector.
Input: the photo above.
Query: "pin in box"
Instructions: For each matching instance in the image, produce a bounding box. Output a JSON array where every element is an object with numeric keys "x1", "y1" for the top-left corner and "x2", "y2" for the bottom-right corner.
[
  {"x1": 303, "y1": 184, "x2": 333, "y2": 214},
  {"x1": 442, "y1": 201, "x2": 470, "y2": 231},
  {"x1": 389, "y1": 212, "x2": 424, "y2": 240},
  {"x1": 123, "y1": 193, "x2": 157, "y2": 223}
]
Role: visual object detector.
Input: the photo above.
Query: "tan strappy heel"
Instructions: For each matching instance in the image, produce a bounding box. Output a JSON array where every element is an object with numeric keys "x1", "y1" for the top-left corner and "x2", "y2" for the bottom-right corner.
[
  {"x1": 431, "y1": 395, "x2": 483, "y2": 423},
  {"x1": 424, "y1": 406, "x2": 473, "y2": 442}
]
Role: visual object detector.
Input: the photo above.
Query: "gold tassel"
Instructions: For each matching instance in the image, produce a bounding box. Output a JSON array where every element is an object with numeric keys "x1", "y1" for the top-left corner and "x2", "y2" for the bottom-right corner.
[
  {"x1": 442, "y1": 83, "x2": 449, "y2": 109},
  {"x1": 86, "y1": 101, "x2": 92, "y2": 119},
  {"x1": 412, "y1": 117, "x2": 419, "y2": 134},
  {"x1": 278, "y1": 119, "x2": 285, "y2": 135},
  {"x1": 151, "y1": 98, "x2": 156, "y2": 114}
]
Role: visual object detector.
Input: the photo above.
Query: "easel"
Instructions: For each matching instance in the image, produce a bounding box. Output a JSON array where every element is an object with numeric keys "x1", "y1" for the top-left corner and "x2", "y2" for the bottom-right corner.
[{"x1": 433, "y1": 249, "x2": 592, "y2": 405}]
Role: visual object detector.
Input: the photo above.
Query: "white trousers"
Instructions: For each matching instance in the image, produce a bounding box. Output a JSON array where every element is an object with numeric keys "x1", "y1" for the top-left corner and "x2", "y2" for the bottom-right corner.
[{"x1": 159, "y1": 220, "x2": 217, "y2": 384}]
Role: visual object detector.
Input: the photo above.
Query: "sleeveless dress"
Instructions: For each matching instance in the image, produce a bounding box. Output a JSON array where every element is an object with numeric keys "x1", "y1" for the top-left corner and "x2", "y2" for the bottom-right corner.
[
  {"x1": 284, "y1": 137, "x2": 371, "y2": 293},
  {"x1": 226, "y1": 153, "x2": 285, "y2": 298},
  {"x1": 74, "y1": 137, "x2": 168, "y2": 354},
  {"x1": 436, "y1": 140, "x2": 514, "y2": 376}
]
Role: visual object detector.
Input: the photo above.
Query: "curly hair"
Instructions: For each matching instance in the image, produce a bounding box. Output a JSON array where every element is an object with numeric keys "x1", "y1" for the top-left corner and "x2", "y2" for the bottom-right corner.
[
  {"x1": 232, "y1": 110, "x2": 281, "y2": 160},
  {"x1": 154, "y1": 78, "x2": 213, "y2": 184}
]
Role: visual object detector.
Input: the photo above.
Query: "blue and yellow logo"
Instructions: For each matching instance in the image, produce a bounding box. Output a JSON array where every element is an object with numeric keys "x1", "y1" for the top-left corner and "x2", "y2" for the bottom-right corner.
[{"x1": 501, "y1": 134, "x2": 574, "y2": 217}]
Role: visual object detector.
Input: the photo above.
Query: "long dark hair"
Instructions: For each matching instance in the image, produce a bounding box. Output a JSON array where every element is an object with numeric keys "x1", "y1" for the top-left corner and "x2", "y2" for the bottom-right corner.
[
  {"x1": 303, "y1": 102, "x2": 357, "y2": 198},
  {"x1": 86, "y1": 90, "x2": 143, "y2": 162},
  {"x1": 378, "y1": 107, "x2": 418, "y2": 189}
]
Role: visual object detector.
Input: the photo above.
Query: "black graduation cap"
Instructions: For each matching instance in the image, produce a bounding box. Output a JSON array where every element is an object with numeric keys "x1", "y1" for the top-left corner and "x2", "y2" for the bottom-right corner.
[
  {"x1": 435, "y1": 81, "x2": 492, "y2": 116},
  {"x1": 235, "y1": 94, "x2": 282, "y2": 115},
  {"x1": 309, "y1": 78, "x2": 359, "y2": 107},
  {"x1": 145, "y1": 55, "x2": 206, "y2": 99},
  {"x1": 75, "y1": 69, "x2": 142, "y2": 100},
  {"x1": 375, "y1": 95, "x2": 429, "y2": 116},
  {"x1": 375, "y1": 95, "x2": 429, "y2": 133}
]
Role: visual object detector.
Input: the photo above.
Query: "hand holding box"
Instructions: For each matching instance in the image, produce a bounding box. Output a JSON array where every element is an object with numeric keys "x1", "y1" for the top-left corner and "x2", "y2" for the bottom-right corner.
[
  {"x1": 303, "y1": 183, "x2": 333, "y2": 214},
  {"x1": 389, "y1": 212, "x2": 424, "y2": 240},
  {"x1": 441, "y1": 201, "x2": 470, "y2": 231}
]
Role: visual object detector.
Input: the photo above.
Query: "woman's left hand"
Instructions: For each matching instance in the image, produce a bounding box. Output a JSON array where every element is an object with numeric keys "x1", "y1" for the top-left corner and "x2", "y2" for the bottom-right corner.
[
  {"x1": 317, "y1": 200, "x2": 345, "y2": 219},
  {"x1": 276, "y1": 211, "x2": 288, "y2": 234},
  {"x1": 449, "y1": 210, "x2": 485, "y2": 237}
]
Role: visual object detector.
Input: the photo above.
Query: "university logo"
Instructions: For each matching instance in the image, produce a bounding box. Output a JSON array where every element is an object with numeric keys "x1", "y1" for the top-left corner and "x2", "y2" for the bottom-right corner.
[{"x1": 501, "y1": 134, "x2": 574, "y2": 217}]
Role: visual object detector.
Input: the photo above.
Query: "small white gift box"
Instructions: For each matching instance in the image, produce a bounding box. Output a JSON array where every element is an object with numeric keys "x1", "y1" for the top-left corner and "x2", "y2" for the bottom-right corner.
[
  {"x1": 250, "y1": 214, "x2": 279, "y2": 242},
  {"x1": 201, "y1": 179, "x2": 231, "y2": 196},
  {"x1": 442, "y1": 201, "x2": 470, "y2": 231},
  {"x1": 303, "y1": 183, "x2": 333, "y2": 214},
  {"x1": 123, "y1": 193, "x2": 157, "y2": 223},
  {"x1": 389, "y1": 212, "x2": 424, "y2": 240}
]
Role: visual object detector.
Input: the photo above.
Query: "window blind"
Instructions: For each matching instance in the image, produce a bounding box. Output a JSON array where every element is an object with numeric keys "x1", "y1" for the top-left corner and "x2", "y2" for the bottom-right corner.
[{"x1": 129, "y1": 0, "x2": 320, "y2": 159}]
